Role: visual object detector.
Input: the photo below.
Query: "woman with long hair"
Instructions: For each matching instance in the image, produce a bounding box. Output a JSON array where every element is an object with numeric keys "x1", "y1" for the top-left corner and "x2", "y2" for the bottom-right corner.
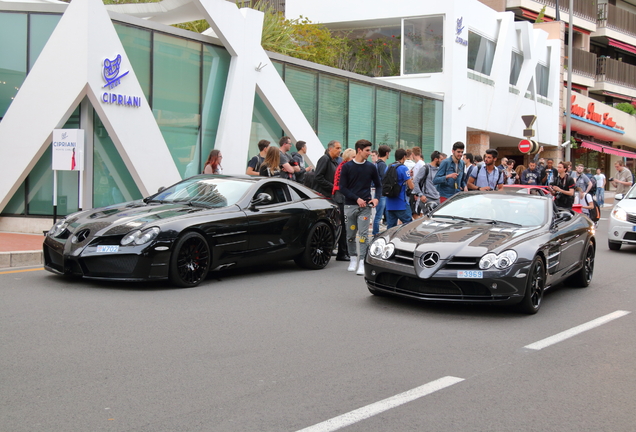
[
  {"x1": 203, "y1": 149, "x2": 223, "y2": 174},
  {"x1": 514, "y1": 164, "x2": 525, "y2": 184},
  {"x1": 259, "y1": 146, "x2": 281, "y2": 177}
]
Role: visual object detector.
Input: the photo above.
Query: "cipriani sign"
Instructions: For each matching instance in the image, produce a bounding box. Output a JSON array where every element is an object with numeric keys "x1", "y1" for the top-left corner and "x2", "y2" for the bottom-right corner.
[
  {"x1": 101, "y1": 54, "x2": 142, "y2": 108},
  {"x1": 455, "y1": 17, "x2": 468, "y2": 47}
]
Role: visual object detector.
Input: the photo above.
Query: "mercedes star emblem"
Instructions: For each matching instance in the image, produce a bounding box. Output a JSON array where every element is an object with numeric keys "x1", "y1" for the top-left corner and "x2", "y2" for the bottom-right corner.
[{"x1": 420, "y1": 251, "x2": 440, "y2": 268}]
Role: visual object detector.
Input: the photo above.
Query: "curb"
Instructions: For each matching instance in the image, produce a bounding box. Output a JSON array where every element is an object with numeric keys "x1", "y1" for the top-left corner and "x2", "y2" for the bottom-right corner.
[{"x1": 0, "y1": 250, "x2": 43, "y2": 269}]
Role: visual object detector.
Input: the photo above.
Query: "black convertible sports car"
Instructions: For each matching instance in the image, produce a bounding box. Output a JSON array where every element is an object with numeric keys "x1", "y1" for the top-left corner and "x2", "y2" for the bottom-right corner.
[
  {"x1": 44, "y1": 175, "x2": 340, "y2": 287},
  {"x1": 364, "y1": 192, "x2": 596, "y2": 314}
]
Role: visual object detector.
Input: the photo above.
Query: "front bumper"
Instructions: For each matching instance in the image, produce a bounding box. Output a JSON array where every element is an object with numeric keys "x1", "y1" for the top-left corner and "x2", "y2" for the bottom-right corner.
[
  {"x1": 608, "y1": 217, "x2": 636, "y2": 246},
  {"x1": 364, "y1": 255, "x2": 531, "y2": 305},
  {"x1": 43, "y1": 235, "x2": 172, "y2": 281}
]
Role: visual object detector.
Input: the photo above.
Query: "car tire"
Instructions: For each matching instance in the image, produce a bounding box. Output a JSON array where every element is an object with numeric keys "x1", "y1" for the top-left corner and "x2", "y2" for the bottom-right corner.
[
  {"x1": 569, "y1": 242, "x2": 595, "y2": 288},
  {"x1": 294, "y1": 222, "x2": 334, "y2": 270},
  {"x1": 169, "y1": 232, "x2": 211, "y2": 288},
  {"x1": 517, "y1": 256, "x2": 545, "y2": 315},
  {"x1": 608, "y1": 240, "x2": 622, "y2": 251}
]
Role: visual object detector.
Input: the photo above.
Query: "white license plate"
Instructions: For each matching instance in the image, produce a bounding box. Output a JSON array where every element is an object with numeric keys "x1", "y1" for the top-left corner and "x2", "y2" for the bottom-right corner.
[
  {"x1": 96, "y1": 245, "x2": 119, "y2": 253},
  {"x1": 457, "y1": 270, "x2": 483, "y2": 279}
]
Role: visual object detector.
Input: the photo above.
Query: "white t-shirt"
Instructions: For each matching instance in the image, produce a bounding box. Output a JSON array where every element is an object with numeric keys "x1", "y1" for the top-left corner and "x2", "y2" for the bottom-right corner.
[
  {"x1": 574, "y1": 192, "x2": 593, "y2": 216},
  {"x1": 594, "y1": 173, "x2": 606, "y2": 189},
  {"x1": 412, "y1": 160, "x2": 425, "y2": 179}
]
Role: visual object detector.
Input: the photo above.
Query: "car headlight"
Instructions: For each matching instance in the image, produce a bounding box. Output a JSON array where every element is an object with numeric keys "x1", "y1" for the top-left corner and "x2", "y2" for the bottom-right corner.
[
  {"x1": 48, "y1": 219, "x2": 68, "y2": 237},
  {"x1": 479, "y1": 253, "x2": 497, "y2": 270},
  {"x1": 612, "y1": 208, "x2": 627, "y2": 222},
  {"x1": 369, "y1": 238, "x2": 386, "y2": 258},
  {"x1": 121, "y1": 227, "x2": 160, "y2": 246},
  {"x1": 381, "y1": 243, "x2": 395, "y2": 260},
  {"x1": 369, "y1": 238, "x2": 395, "y2": 260},
  {"x1": 495, "y1": 250, "x2": 517, "y2": 269},
  {"x1": 479, "y1": 250, "x2": 517, "y2": 270}
]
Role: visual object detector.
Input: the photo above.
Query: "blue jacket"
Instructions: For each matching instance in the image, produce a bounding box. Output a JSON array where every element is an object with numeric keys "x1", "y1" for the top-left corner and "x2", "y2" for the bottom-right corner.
[{"x1": 433, "y1": 157, "x2": 465, "y2": 198}]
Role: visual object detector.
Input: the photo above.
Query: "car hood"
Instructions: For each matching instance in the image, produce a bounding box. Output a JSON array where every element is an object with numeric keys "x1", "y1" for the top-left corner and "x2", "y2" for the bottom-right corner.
[
  {"x1": 65, "y1": 201, "x2": 228, "y2": 237},
  {"x1": 385, "y1": 218, "x2": 533, "y2": 257},
  {"x1": 615, "y1": 198, "x2": 636, "y2": 215}
]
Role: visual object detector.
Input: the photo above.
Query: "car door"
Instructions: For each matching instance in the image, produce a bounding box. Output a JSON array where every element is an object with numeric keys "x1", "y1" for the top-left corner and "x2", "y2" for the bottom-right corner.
[
  {"x1": 245, "y1": 181, "x2": 309, "y2": 258},
  {"x1": 552, "y1": 210, "x2": 588, "y2": 276}
]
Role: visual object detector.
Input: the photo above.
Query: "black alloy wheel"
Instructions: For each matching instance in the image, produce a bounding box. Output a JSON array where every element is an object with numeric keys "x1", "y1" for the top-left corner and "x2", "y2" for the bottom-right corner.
[
  {"x1": 518, "y1": 256, "x2": 545, "y2": 314},
  {"x1": 169, "y1": 232, "x2": 211, "y2": 287},
  {"x1": 569, "y1": 242, "x2": 595, "y2": 288},
  {"x1": 294, "y1": 222, "x2": 334, "y2": 270}
]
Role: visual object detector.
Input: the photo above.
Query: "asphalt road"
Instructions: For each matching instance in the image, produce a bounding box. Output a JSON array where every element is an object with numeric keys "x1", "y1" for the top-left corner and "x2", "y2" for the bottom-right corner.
[{"x1": 1, "y1": 212, "x2": 635, "y2": 432}]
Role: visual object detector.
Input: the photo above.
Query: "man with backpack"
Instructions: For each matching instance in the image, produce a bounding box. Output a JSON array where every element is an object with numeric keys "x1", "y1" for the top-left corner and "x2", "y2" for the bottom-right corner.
[
  {"x1": 467, "y1": 149, "x2": 504, "y2": 191},
  {"x1": 413, "y1": 150, "x2": 442, "y2": 208},
  {"x1": 339, "y1": 139, "x2": 382, "y2": 276},
  {"x1": 372, "y1": 145, "x2": 391, "y2": 236},
  {"x1": 384, "y1": 148, "x2": 414, "y2": 229},
  {"x1": 433, "y1": 141, "x2": 466, "y2": 203},
  {"x1": 549, "y1": 162, "x2": 575, "y2": 209},
  {"x1": 245, "y1": 139, "x2": 270, "y2": 175}
]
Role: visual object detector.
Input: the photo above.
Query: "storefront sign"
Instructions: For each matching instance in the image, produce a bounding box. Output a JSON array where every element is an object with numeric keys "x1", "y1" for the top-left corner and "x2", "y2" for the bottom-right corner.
[
  {"x1": 455, "y1": 17, "x2": 468, "y2": 46},
  {"x1": 101, "y1": 54, "x2": 141, "y2": 108},
  {"x1": 570, "y1": 95, "x2": 623, "y2": 132},
  {"x1": 52, "y1": 129, "x2": 84, "y2": 171}
]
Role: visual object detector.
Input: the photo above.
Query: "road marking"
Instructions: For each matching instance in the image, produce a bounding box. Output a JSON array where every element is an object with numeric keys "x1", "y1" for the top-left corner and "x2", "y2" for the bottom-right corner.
[
  {"x1": 0, "y1": 267, "x2": 44, "y2": 275},
  {"x1": 296, "y1": 376, "x2": 464, "y2": 432},
  {"x1": 524, "y1": 310, "x2": 631, "y2": 351}
]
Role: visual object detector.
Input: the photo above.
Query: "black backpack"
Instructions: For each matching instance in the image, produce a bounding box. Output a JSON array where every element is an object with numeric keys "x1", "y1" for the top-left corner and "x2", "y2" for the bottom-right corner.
[
  {"x1": 382, "y1": 163, "x2": 403, "y2": 198},
  {"x1": 588, "y1": 175, "x2": 597, "y2": 196},
  {"x1": 418, "y1": 165, "x2": 431, "y2": 194},
  {"x1": 586, "y1": 194, "x2": 601, "y2": 222}
]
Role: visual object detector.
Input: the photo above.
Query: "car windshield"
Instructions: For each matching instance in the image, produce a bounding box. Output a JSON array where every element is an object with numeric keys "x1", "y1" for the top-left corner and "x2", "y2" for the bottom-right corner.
[
  {"x1": 148, "y1": 177, "x2": 253, "y2": 208},
  {"x1": 625, "y1": 184, "x2": 636, "y2": 199},
  {"x1": 433, "y1": 193, "x2": 547, "y2": 227}
]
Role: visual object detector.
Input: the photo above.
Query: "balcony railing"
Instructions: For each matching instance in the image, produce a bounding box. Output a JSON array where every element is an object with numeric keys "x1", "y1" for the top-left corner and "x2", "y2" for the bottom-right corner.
[
  {"x1": 566, "y1": 48, "x2": 598, "y2": 78},
  {"x1": 535, "y1": 0, "x2": 597, "y2": 22},
  {"x1": 598, "y1": 3, "x2": 636, "y2": 39},
  {"x1": 597, "y1": 56, "x2": 636, "y2": 88}
]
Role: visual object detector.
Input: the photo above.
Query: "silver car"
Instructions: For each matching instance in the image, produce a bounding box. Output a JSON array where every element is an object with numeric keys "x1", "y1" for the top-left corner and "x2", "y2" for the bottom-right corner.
[{"x1": 608, "y1": 183, "x2": 636, "y2": 251}]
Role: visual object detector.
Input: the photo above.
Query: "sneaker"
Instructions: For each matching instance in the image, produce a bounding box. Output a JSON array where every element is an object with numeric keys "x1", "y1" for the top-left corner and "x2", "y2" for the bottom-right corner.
[
  {"x1": 347, "y1": 256, "x2": 358, "y2": 272},
  {"x1": 356, "y1": 259, "x2": 365, "y2": 276}
]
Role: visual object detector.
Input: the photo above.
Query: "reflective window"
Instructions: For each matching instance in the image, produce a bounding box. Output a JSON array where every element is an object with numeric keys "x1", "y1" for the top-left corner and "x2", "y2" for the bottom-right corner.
[
  {"x1": 93, "y1": 114, "x2": 142, "y2": 208},
  {"x1": 422, "y1": 99, "x2": 443, "y2": 156},
  {"x1": 0, "y1": 12, "x2": 27, "y2": 118},
  {"x1": 286, "y1": 66, "x2": 317, "y2": 129},
  {"x1": 318, "y1": 74, "x2": 347, "y2": 146},
  {"x1": 403, "y1": 16, "x2": 443, "y2": 74},
  {"x1": 200, "y1": 44, "x2": 231, "y2": 176},
  {"x1": 152, "y1": 177, "x2": 252, "y2": 208},
  {"x1": 249, "y1": 93, "x2": 282, "y2": 161},
  {"x1": 510, "y1": 51, "x2": 523, "y2": 86},
  {"x1": 153, "y1": 33, "x2": 201, "y2": 179},
  {"x1": 468, "y1": 31, "x2": 496, "y2": 76},
  {"x1": 375, "y1": 88, "x2": 399, "y2": 151},
  {"x1": 348, "y1": 82, "x2": 374, "y2": 149},
  {"x1": 115, "y1": 23, "x2": 151, "y2": 101},
  {"x1": 536, "y1": 63, "x2": 549, "y2": 97},
  {"x1": 400, "y1": 94, "x2": 423, "y2": 148}
]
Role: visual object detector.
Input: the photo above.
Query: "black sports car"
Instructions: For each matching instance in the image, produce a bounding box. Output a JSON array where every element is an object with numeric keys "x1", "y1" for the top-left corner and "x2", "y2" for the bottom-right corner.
[
  {"x1": 364, "y1": 192, "x2": 596, "y2": 314},
  {"x1": 44, "y1": 175, "x2": 340, "y2": 287}
]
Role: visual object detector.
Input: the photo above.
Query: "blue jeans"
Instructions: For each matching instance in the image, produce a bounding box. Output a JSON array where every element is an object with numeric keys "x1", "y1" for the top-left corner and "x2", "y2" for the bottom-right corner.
[
  {"x1": 372, "y1": 196, "x2": 387, "y2": 235},
  {"x1": 596, "y1": 188, "x2": 605, "y2": 207},
  {"x1": 386, "y1": 208, "x2": 413, "y2": 229}
]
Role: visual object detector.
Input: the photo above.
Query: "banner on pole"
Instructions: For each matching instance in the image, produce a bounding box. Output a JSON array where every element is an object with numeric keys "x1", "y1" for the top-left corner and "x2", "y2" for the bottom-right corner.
[{"x1": 52, "y1": 129, "x2": 84, "y2": 171}]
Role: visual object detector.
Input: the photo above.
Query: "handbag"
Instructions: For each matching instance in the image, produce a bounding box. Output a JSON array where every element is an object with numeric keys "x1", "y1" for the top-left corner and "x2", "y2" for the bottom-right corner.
[{"x1": 333, "y1": 190, "x2": 345, "y2": 204}]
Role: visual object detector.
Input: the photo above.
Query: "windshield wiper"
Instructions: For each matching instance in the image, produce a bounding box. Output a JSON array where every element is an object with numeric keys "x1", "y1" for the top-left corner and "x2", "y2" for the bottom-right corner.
[
  {"x1": 432, "y1": 215, "x2": 475, "y2": 223},
  {"x1": 490, "y1": 219, "x2": 523, "y2": 227}
]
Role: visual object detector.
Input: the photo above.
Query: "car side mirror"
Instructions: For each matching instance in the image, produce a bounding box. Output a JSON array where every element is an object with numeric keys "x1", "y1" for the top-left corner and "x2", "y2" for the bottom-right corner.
[
  {"x1": 555, "y1": 210, "x2": 573, "y2": 223},
  {"x1": 157, "y1": 186, "x2": 166, "y2": 193},
  {"x1": 250, "y1": 193, "x2": 271, "y2": 210},
  {"x1": 615, "y1": 193, "x2": 624, "y2": 201}
]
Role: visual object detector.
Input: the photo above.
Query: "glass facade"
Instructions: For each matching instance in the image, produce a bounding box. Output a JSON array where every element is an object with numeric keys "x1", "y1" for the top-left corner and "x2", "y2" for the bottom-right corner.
[
  {"x1": 1, "y1": 10, "x2": 443, "y2": 216},
  {"x1": 403, "y1": 16, "x2": 444, "y2": 74},
  {"x1": 467, "y1": 31, "x2": 497, "y2": 76}
]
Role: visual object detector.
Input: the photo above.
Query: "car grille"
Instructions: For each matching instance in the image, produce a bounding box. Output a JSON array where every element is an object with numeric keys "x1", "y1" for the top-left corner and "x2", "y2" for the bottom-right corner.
[
  {"x1": 627, "y1": 213, "x2": 636, "y2": 224},
  {"x1": 389, "y1": 248, "x2": 414, "y2": 265},
  {"x1": 372, "y1": 273, "x2": 493, "y2": 299},
  {"x1": 442, "y1": 256, "x2": 480, "y2": 270},
  {"x1": 624, "y1": 232, "x2": 636, "y2": 241},
  {"x1": 82, "y1": 255, "x2": 139, "y2": 276}
]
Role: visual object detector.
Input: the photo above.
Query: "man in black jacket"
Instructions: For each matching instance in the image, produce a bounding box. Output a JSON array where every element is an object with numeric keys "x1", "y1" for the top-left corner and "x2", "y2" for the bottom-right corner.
[{"x1": 314, "y1": 140, "x2": 342, "y2": 198}]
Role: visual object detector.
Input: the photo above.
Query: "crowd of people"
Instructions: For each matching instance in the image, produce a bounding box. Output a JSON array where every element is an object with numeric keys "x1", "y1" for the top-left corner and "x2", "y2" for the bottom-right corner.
[{"x1": 201, "y1": 137, "x2": 634, "y2": 272}]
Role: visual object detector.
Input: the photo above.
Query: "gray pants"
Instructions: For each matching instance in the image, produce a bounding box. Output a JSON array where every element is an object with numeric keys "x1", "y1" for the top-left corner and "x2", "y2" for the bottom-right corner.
[{"x1": 344, "y1": 205, "x2": 372, "y2": 258}]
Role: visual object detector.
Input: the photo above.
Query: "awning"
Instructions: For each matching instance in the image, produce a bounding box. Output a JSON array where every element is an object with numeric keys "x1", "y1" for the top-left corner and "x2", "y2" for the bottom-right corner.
[
  {"x1": 581, "y1": 141, "x2": 636, "y2": 158},
  {"x1": 608, "y1": 38, "x2": 636, "y2": 56},
  {"x1": 602, "y1": 90, "x2": 636, "y2": 102}
]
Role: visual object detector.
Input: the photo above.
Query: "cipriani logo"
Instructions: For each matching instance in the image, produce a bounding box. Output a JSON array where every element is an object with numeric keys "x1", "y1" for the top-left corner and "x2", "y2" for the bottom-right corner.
[
  {"x1": 103, "y1": 54, "x2": 129, "y2": 90},
  {"x1": 455, "y1": 17, "x2": 468, "y2": 47},
  {"x1": 101, "y1": 54, "x2": 141, "y2": 108},
  {"x1": 61, "y1": 132, "x2": 68, "y2": 140}
]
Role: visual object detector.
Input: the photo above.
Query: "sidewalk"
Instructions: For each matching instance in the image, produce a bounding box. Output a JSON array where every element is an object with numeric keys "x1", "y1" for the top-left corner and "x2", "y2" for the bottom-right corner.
[{"x1": 0, "y1": 232, "x2": 44, "y2": 269}]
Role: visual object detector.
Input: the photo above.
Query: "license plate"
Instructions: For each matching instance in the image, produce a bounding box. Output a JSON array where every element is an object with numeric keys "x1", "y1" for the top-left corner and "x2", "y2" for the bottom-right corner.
[
  {"x1": 457, "y1": 270, "x2": 483, "y2": 279},
  {"x1": 96, "y1": 245, "x2": 119, "y2": 253},
  {"x1": 632, "y1": 226, "x2": 636, "y2": 232}
]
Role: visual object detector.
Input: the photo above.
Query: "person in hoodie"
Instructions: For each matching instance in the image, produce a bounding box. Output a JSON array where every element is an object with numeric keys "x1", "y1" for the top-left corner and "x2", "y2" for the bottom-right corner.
[
  {"x1": 521, "y1": 160, "x2": 542, "y2": 185},
  {"x1": 313, "y1": 140, "x2": 342, "y2": 198}
]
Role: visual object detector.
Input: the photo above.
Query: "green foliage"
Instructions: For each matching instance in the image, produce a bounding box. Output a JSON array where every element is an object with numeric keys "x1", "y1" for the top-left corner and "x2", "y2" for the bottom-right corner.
[
  {"x1": 173, "y1": 19, "x2": 210, "y2": 34},
  {"x1": 615, "y1": 102, "x2": 636, "y2": 115},
  {"x1": 535, "y1": 6, "x2": 546, "y2": 23}
]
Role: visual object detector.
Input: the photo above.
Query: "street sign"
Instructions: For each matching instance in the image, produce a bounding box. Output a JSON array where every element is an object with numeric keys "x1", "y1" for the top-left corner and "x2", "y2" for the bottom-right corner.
[
  {"x1": 519, "y1": 139, "x2": 532, "y2": 153},
  {"x1": 522, "y1": 115, "x2": 537, "y2": 138}
]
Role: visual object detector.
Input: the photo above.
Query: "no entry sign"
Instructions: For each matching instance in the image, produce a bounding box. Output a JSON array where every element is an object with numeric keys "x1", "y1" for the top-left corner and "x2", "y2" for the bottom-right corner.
[{"x1": 518, "y1": 139, "x2": 532, "y2": 153}]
